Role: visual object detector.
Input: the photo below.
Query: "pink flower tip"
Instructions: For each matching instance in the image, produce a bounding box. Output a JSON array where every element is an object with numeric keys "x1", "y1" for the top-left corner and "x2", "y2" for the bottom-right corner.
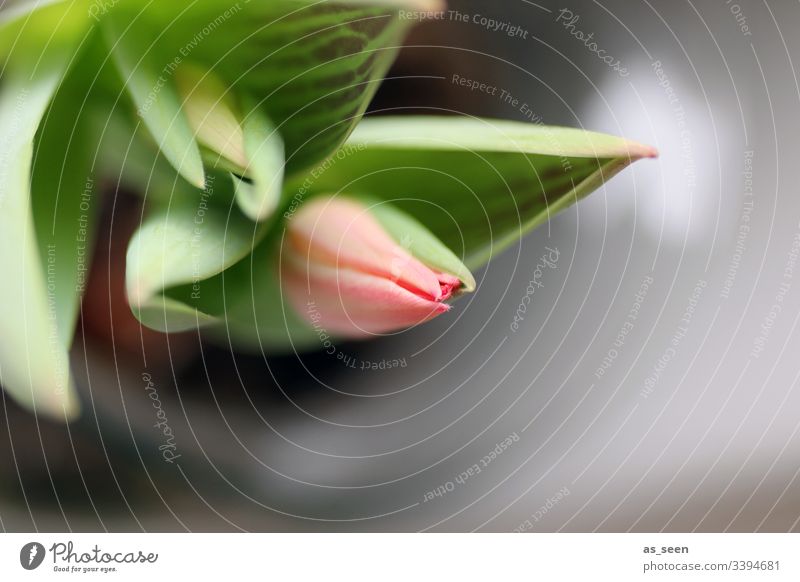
[
  {"x1": 281, "y1": 196, "x2": 462, "y2": 337},
  {"x1": 626, "y1": 140, "x2": 659, "y2": 159}
]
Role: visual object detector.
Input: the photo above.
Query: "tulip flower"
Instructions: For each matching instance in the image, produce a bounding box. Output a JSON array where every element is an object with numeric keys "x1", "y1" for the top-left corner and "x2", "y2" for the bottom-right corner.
[
  {"x1": 0, "y1": 0, "x2": 657, "y2": 419},
  {"x1": 281, "y1": 196, "x2": 475, "y2": 336}
]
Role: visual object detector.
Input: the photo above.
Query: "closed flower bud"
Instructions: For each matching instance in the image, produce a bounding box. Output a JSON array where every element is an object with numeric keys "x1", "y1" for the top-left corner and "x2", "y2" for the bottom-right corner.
[{"x1": 282, "y1": 196, "x2": 474, "y2": 337}]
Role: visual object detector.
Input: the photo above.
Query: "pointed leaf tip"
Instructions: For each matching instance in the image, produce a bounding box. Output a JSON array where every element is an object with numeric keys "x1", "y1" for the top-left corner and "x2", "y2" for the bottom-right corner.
[
  {"x1": 236, "y1": 102, "x2": 285, "y2": 222},
  {"x1": 104, "y1": 16, "x2": 206, "y2": 189},
  {"x1": 630, "y1": 141, "x2": 659, "y2": 159},
  {"x1": 175, "y1": 66, "x2": 286, "y2": 222},
  {"x1": 296, "y1": 116, "x2": 658, "y2": 270}
]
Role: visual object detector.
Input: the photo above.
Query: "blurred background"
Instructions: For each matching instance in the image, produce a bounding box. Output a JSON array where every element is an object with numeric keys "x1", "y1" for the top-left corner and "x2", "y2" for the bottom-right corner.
[{"x1": 3, "y1": 0, "x2": 800, "y2": 532}]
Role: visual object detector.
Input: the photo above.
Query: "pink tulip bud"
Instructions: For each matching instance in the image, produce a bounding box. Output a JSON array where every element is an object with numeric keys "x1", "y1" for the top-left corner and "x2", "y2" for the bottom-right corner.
[{"x1": 282, "y1": 196, "x2": 466, "y2": 337}]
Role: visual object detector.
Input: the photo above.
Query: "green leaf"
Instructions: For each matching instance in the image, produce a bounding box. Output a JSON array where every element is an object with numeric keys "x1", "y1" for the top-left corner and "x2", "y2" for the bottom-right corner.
[
  {"x1": 95, "y1": 108, "x2": 188, "y2": 199},
  {"x1": 291, "y1": 116, "x2": 657, "y2": 268},
  {"x1": 327, "y1": 0, "x2": 444, "y2": 8},
  {"x1": 212, "y1": 243, "x2": 323, "y2": 353},
  {"x1": 135, "y1": 296, "x2": 218, "y2": 332},
  {"x1": 103, "y1": 13, "x2": 206, "y2": 188},
  {"x1": 31, "y1": 48, "x2": 101, "y2": 349},
  {"x1": 0, "y1": 26, "x2": 88, "y2": 420},
  {"x1": 100, "y1": 0, "x2": 417, "y2": 175},
  {"x1": 174, "y1": 64, "x2": 247, "y2": 171},
  {"x1": 235, "y1": 101, "x2": 285, "y2": 222},
  {"x1": 0, "y1": 1, "x2": 91, "y2": 62},
  {"x1": 173, "y1": 66, "x2": 286, "y2": 222},
  {"x1": 125, "y1": 182, "x2": 263, "y2": 333},
  {"x1": 130, "y1": 229, "x2": 321, "y2": 352}
]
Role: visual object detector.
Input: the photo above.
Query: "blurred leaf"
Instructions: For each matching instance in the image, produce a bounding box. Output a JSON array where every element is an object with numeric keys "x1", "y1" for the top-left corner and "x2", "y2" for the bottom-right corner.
[
  {"x1": 235, "y1": 100, "x2": 285, "y2": 222},
  {"x1": 292, "y1": 116, "x2": 657, "y2": 269},
  {"x1": 104, "y1": 14, "x2": 206, "y2": 188},
  {"x1": 31, "y1": 45, "x2": 102, "y2": 349},
  {"x1": 213, "y1": 243, "x2": 323, "y2": 352},
  {"x1": 125, "y1": 183, "x2": 263, "y2": 333},
  {"x1": 0, "y1": 26, "x2": 87, "y2": 420},
  {"x1": 175, "y1": 63, "x2": 247, "y2": 171},
  {"x1": 129, "y1": 224, "x2": 321, "y2": 351},
  {"x1": 0, "y1": 0, "x2": 91, "y2": 62},
  {"x1": 174, "y1": 66, "x2": 286, "y2": 222},
  {"x1": 95, "y1": 109, "x2": 187, "y2": 199}
]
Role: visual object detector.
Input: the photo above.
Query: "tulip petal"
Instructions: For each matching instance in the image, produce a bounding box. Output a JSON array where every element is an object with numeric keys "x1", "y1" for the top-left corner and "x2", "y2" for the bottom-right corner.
[
  {"x1": 369, "y1": 201, "x2": 476, "y2": 292},
  {"x1": 284, "y1": 257, "x2": 450, "y2": 336},
  {"x1": 280, "y1": 196, "x2": 465, "y2": 337},
  {"x1": 286, "y1": 197, "x2": 444, "y2": 301}
]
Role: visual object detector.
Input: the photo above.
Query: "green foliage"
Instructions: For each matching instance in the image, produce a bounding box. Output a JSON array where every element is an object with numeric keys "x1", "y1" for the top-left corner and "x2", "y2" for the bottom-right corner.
[{"x1": 0, "y1": 0, "x2": 655, "y2": 418}]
